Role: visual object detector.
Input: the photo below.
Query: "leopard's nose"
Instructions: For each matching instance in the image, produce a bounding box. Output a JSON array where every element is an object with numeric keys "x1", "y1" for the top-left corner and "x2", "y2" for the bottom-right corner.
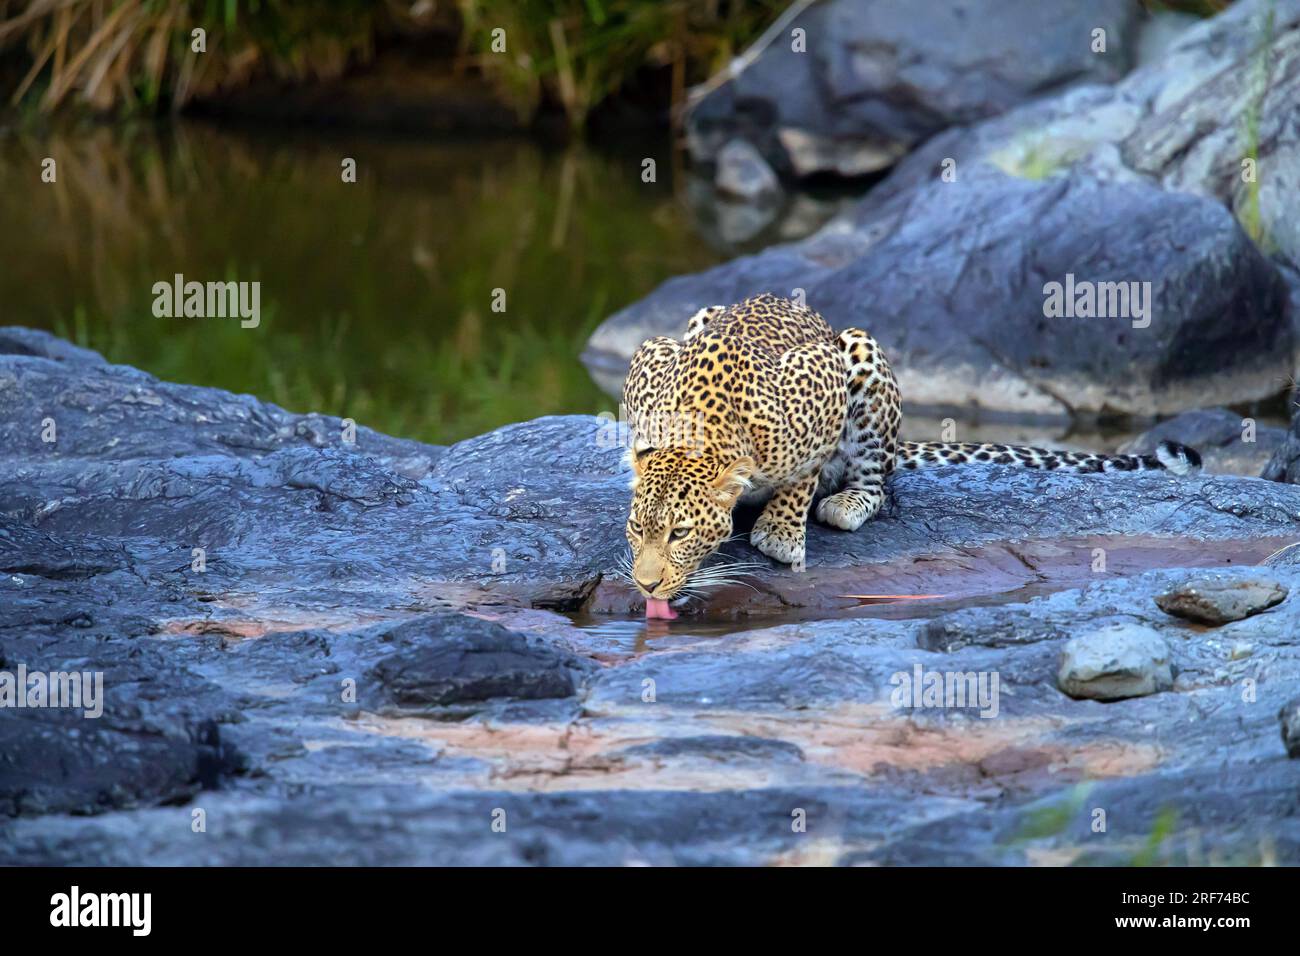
[{"x1": 636, "y1": 577, "x2": 663, "y2": 594}]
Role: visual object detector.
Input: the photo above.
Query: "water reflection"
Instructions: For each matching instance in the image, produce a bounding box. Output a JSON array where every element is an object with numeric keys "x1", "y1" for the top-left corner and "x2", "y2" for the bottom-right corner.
[{"x1": 0, "y1": 120, "x2": 846, "y2": 444}]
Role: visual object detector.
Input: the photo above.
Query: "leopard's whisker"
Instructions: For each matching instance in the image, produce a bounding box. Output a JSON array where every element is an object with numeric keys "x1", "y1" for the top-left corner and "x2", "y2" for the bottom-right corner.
[
  {"x1": 698, "y1": 556, "x2": 768, "y2": 570},
  {"x1": 691, "y1": 563, "x2": 766, "y2": 579},
  {"x1": 683, "y1": 569, "x2": 759, "y2": 593}
]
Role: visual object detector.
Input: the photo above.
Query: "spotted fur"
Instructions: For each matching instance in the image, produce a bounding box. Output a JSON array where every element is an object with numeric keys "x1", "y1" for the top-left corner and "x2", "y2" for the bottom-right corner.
[
  {"x1": 622, "y1": 294, "x2": 1200, "y2": 600},
  {"x1": 892, "y1": 440, "x2": 1201, "y2": 475}
]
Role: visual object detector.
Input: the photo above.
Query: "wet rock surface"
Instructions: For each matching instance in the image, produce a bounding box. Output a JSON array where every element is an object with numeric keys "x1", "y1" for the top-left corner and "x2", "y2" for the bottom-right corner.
[
  {"x1": 590, "y1": 0, "x2": 1299, "y2": 417},
  {"x1": 366, "y1": 615, "x2": 590, "y2": 711},
  {"x1": 0, "y1": 631, "x2": 244, "y2": 818},
  {"x1": 3, "y1": 332, "x2": 1300, "y2": 865}
]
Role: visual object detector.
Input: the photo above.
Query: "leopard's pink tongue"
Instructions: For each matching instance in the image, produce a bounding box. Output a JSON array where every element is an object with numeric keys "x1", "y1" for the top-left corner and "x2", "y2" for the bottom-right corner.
[{"x1": 645, "y1": 597, "x2": 678, "y2": 620}]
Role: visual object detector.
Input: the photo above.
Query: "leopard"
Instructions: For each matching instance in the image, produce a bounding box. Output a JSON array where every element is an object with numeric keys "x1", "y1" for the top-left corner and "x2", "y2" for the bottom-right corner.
[{"x1": 622, "y1": 293, "x2": 1200, "y2": 611}]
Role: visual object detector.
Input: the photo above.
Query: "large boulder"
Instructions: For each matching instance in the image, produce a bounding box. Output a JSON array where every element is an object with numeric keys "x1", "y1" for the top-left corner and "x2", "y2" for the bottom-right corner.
[
  {"x1": 685, "y1": 0, "x2": 1144, "y2": 178},
  {"x1": 1122, "y1": 407, "x2": 1288, "y2": 477},
  {"x1": 586, "y1": 165, "x2": 1290, "y2": 417},
  {"x1": 589, "y1": 0, "x2": 1300, "y2": 418},
  {"x1": 5, "y1": 331, "x2": 1300, "y2": 864},
  {"x1": 856, "y1": 0, "x2": 1300, "y2": 271}
]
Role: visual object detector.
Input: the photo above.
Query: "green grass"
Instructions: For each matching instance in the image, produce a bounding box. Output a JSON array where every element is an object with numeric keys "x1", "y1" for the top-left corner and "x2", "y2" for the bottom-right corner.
[
  {"x1": 456, "y1": 0, "x2": 785, "y2": 128},
  {"x1": 0, "y1": 0, "x2": 784, "y2": 128}
]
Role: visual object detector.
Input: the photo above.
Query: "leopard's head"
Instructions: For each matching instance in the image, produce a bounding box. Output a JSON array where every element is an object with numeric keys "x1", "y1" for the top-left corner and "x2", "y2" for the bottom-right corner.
[{"x1": 626, "y1": 445, "x2": 754, "y2": 600}]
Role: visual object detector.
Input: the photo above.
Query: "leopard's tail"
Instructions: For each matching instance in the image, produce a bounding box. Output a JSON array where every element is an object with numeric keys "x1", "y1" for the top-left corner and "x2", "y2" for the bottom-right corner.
[{"x1": 894, "y1": 439, "x2": 1202, "y2": 476}]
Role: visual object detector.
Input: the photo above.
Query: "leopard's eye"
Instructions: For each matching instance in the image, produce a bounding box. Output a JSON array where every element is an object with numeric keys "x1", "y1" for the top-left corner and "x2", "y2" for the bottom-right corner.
[
  {"x1": 628, "y1": 519, "x2": 643, "y2": 536},
  {"x1": 670, "y1": 526, "x2": 692, "y2": 541}
]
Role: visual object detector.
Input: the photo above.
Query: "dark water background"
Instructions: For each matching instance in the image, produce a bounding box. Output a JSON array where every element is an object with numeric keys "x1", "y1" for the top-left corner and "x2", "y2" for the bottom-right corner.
[{"x1": 1, "y1": 120, "x2": 799, "y2": 444}]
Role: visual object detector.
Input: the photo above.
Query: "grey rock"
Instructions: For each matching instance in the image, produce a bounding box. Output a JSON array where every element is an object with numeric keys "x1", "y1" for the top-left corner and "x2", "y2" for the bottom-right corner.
[
  {"x1": 619, "y1": 735, "x2": 805, "y2": 763},
  {"x1": 1122, "y1": 408, "x2": 1287, "y2": 477},
  {"x1": 0, "y1": 784, "x2": 961, "y2": 866},
  {"x1": 683, "y1": 174, "x2": 853, "y2": 255},
  {"x1": 589, "y1": 0, "x2": 1300, "y2": 415},
  {"x1": 1155, "y1": 573, "x2": 1288, "y2": 625},
  {"x1": 920, "y1": 610, "x2": 1065, "y2": 653},
  {"x1": 0, "y1": 326, "x2": 107, "y2": 365},
  {"x1": 366, "y1": 614, "x2": 586, "y2": 710},
  {"x1": 0, "y1": 522, "x2": 129, "y2": 580},
  {"x1": 863, "y1": 756, "x2": 1300, "y2": 866},
  {"x1": 1135, "y1": 11, "x2": 1202, "y2": 68},
  {"x1": 4, "y1": 332, "x2": 1300, "y2": 864},
  {"x1": 1281, "y1": 696, "x2": 1300, "y2": 758},
  {"x1": 866, "y1": 0, "x2": 1300, "y2": 272},
  {"x1": 1057, "y1": 623, "x2": 1173, "y2": 700},
  {"x1": 9, "y1": 328, "x2": 1300, "y2": 631},
  {"x1": 0, "y1": 633, "x2": 244, "y2": 818},
  {"x1": 686, "y1": 0, "x2": 1141, "y2": 178},
  {"x1": 714, "y1": 139, "x2": 781, "y2": 202},
  {"x1": 586, "y1": 166, "x2": 1290, "y2": 418},
  {"x1": 1263, "y1": 397, "x2": 1300, "y2": 484},
  {"x1": 0, "y1": 330, "x2": 438, "y2": 470}
]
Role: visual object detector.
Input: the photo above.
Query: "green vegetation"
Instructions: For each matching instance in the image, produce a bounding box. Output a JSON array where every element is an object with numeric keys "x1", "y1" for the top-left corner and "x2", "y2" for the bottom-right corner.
[
  {"x1": 1141, "y1": 0, "x2": 1234, "y2": 14},
  {"x1": 1130, "y1": 807, "x2": 1180, "y2": 867},
  {"x1": 1011, "y1": 783, "x2": 1095, "y2": 845},
  {"x1": 0, "y1": 0, "x2": 380, "y2": 114},
  {"x1": 988, "y1": 134, "x2": 1085, "y2": 181},
  {"x1": 0, "y1": 0, "x2": 784, "y2": 127},
  {"x1": 456, "y1": 0, "x2": 785, "y2": 128},
  {"x1": 1010, "y1": 787, "x2": 1196, "y2": 866}
]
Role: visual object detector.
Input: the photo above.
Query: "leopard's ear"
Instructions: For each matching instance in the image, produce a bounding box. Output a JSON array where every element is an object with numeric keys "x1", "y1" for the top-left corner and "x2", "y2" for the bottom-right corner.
[
  {"x1": 712, "y1": 456, "x2": 755, "y2": 506},
  {"x1": 626, "y1": 439, "x2": 657, "y2": 487}
]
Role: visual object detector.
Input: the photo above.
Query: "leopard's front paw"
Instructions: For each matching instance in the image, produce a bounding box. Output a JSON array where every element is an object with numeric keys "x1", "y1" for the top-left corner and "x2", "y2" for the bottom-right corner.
[
  {"x1": 815, "y1": 489, "x2": 882, "y2": 532},
  {"x1": 750, "y1": 513, "x2": 806, "y2": 565}
]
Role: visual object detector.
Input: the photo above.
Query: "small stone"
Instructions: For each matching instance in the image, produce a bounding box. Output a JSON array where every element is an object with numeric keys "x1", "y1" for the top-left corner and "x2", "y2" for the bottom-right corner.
[
  {"x1": 1058, "y1": 622, "x2": 1173, "y2": 701},
  {"x1": 1155, "y1": 574, "x2": 1288, "y2": 625},
  {"x1": 1229, "y1": 641, "x2": 1253, "y2": 660},
  {"x1": 714, "y1": 139, "x2": 781, "y2": 202},
  {"x1": 1279, "y1": 696, "x2": 1300, "y2": 758}
]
